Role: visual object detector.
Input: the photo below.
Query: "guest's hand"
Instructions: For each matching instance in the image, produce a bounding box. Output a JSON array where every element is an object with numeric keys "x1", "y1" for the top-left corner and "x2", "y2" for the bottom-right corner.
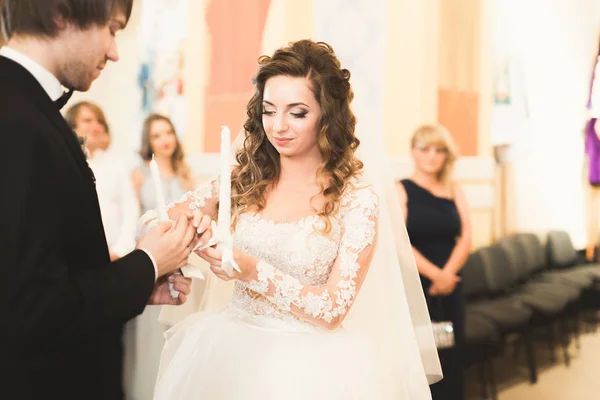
[
  {"x1": 148, "y1": 274, "x2": 192, "y2": 305},
  {"x1": 428, "y1": 269, "x2": 460, "y2": 296},
  {"x1": 198, "y1": 246, "x2": 258, "y2": 282}
]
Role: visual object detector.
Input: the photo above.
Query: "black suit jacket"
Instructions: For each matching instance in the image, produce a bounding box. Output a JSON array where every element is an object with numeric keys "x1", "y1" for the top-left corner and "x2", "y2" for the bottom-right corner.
[{"x1": 0, "y1": 56, "x2": 155, "y2": 399}]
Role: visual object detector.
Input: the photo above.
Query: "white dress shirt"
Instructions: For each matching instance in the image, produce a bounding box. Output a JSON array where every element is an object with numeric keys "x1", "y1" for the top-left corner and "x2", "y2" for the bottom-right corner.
[
  {"x1": 0, "y1": 46, "x2": 158, "y2": 279},
  {"x1": 0, "y1": 46, "x2": 64, "y2": 101},
  {"x1": 89, "y1": 149, "x2": 140, "y2": 258}
]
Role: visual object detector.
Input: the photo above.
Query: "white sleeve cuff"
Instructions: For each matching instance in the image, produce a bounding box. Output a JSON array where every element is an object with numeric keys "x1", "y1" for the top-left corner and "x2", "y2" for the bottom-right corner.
[{"x1": 139, "y1": 248, "x2": 158, "y2": 281}]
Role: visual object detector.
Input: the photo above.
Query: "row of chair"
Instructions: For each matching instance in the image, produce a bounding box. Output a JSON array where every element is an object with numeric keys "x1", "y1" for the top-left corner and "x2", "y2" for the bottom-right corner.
[{"x1": 461, "y1": 231, "x2": 600, "y2": 399}]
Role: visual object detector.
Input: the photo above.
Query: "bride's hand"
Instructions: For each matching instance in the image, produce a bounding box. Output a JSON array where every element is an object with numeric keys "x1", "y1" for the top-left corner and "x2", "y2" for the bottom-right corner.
[
  {"x1": 189, "y1": 209, "x2": 214, "y2": 248},
  {"x1": 198, "y1": 247, "x2": 258, "y2": 282},
  {"x1": 141, "y1": 207, "x2": 213, "y2": 248}
]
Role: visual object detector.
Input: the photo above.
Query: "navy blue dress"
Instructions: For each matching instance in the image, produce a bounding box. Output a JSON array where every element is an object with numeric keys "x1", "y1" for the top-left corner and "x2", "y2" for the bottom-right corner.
[{"x1": 401, "y1": 179, "x2": 465, "y2": 400}]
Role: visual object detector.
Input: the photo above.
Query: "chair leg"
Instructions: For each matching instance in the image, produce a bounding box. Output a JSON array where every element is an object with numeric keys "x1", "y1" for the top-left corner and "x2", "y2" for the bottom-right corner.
[
  {"x1": 559, "y1": 320, "x2": 571, "y2": 367},
  {"x1": 573, "y1": 316, "x2": 582, "y2": 350},
  {"x1": 524, "y1": 330, "x2": 538, "y2": 384},
  {"x1": 548, "y1": 324, "x2": 557, "y2": 363},
  {"x1": 485, "y1": 354, "x2": 498, "y2": 400},
  {"x1": 511, "y1": 338, "x2": 521, "y2": 359},
  {"x1": 479, "y1": 358, "x2": 489, "y2": 399}
]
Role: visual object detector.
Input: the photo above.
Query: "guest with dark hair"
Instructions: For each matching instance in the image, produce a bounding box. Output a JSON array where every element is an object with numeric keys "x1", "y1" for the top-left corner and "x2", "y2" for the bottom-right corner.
[
  {"x1": 132, "y1": 113, "x2": 194, "y2": 213},
  {"x1": 126, "y1": 113, "x2": 194, "y2": 399}
]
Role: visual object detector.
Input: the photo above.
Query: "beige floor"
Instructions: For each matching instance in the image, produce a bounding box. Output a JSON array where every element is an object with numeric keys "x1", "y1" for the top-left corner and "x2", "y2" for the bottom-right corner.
[{"x1": 467, "y1": 331, "x2": 600, "y2": 400}]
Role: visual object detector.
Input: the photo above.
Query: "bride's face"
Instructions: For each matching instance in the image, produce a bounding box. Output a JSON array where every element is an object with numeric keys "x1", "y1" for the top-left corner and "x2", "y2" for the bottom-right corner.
[{"x1": 261, "y1": 75, "x2": 322, "y2": 159}]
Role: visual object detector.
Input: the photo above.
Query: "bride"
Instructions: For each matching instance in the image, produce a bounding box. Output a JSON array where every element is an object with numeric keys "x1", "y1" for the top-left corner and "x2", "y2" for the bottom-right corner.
[{"x1": 148, "y1": 39, "x2": 442, "y2": 399}]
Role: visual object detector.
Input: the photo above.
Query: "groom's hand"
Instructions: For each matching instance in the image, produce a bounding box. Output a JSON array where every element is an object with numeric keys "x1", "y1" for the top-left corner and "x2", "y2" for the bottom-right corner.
[
  {"x1": 148, "y1": 274, "x2": 192, "y2": 305},
  {"x1": 137, "y1": 213, "x2": 196, "y2": 277},
  {"x1": 166, "y1": 205, "x2": 213, "y2": 249}
]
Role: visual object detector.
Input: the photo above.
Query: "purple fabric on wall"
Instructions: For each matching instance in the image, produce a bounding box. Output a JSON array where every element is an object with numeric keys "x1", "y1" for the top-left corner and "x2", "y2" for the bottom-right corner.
[
  {"x1": 585, "y1": 37, "x2": 600, "y2": 185},
  {"x1": 586, "y1": 118, "x2": 600, "y2": 185}
]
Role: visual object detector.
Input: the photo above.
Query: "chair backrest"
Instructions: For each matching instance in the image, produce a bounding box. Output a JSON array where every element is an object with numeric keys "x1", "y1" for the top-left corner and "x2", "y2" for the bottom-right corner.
[
  {"x1": 498, "y1": 235, "x2": 530, "y2": 281},
  {"x1": 461, "y1": 251, "x2": 489, "y2": 299},
  {"x1": 547, "y1": 230, "x2": 577, "y2": 269},
  {"x1": 478, "y1": 244, "x2": 518, "y2": 294},
  {"x1": 516, "y1": 233, "x2": 547, "y2": 274}
]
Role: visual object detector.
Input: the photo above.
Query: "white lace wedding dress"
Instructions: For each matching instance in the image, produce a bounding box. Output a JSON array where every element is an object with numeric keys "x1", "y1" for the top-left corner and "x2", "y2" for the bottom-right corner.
[{"x1": 153, "y1": 177, "x2": 385, "y2": 399}]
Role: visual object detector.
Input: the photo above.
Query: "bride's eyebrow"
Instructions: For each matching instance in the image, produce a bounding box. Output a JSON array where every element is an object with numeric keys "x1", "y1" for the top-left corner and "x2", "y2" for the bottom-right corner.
[
  {"x1": 262, "y1": 100, "x2": 311, "y2": 109},
  {"x1": 287, "y1": 102, "x2": 310, "y2": 108}
]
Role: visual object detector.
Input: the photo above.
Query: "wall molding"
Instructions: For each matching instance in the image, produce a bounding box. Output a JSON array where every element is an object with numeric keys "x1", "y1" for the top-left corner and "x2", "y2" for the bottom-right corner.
[{"x1": 188, "y1": 154, "x2": 497, "y2": 210}]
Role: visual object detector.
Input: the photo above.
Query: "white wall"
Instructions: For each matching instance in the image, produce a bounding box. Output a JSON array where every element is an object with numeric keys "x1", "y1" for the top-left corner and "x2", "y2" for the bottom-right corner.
[
  {"x1": 384, "y1": 0, "x2": 439, "y2": 157},
  {"x1": 68, "y1": 0, "x2": 600, "y2": 247},
  {"x1": 502, "y1": 0, "x2": 600, "y2": 247}
]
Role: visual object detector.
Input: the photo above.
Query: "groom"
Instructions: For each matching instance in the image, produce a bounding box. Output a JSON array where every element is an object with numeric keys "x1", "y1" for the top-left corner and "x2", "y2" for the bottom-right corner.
[{"x1": 0, "y1": 1, "x2": 208, "y2": 399}]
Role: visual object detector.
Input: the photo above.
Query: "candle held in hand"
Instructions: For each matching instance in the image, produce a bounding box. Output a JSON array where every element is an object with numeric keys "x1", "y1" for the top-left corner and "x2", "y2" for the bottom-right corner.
[{"x1": 149, "y1": 154, "x2": 169, "y2": 221}]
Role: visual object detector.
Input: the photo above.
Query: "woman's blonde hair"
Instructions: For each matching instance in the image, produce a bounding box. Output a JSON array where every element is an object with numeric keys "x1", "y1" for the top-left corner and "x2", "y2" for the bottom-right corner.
[{"x1": 410, "y1": 124, "x2": 458, "y2": 184}]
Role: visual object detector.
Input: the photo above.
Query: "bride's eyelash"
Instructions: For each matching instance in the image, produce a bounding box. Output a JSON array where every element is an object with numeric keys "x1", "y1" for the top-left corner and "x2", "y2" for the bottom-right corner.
[{"x1": 261, "y1": 110, "x2": 307, "y2": 118}]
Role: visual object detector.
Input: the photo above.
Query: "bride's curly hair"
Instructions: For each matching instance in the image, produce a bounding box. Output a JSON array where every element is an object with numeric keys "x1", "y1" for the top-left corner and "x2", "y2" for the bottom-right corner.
[{"x1": 231, "y1": 40, "x2": 363, "y2": 233}]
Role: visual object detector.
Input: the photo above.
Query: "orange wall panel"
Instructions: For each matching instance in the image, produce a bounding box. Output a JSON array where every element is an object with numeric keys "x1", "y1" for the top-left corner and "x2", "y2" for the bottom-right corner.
[{"x1": 437, "y1": 89, "x2": 479, "y2": 156}]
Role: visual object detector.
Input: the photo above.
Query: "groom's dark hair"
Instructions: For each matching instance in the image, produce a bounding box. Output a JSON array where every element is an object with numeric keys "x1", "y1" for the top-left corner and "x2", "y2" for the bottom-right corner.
[{"x1": 1, "y1": 0, "x2": 133, "y2": 40}]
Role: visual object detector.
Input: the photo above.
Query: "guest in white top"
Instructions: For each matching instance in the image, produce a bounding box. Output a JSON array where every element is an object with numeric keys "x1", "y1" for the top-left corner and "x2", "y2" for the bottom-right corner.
[{"x1": 65, "y1": 101, "x2": 140, "y2": 260}]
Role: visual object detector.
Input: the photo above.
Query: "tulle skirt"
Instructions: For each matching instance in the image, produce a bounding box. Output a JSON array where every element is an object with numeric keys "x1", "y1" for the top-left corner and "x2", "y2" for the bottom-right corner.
[{"x1": 154, "y1": 306, "x2": 382, "y2": 399}]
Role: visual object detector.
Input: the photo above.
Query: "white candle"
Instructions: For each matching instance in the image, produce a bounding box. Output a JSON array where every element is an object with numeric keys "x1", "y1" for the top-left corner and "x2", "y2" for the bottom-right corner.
[
  {"x1": 149, "y1": 154, "x2": 169, "y2": 221},
  {"x1": 218, "y1": 126, "x2": 231, "y2": 239}
]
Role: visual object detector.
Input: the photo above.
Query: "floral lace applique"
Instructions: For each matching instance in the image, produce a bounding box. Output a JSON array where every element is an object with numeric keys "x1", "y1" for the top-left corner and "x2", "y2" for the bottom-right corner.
[{"x1": 240, "y1": 183, "x2": 379, "y2": 329}]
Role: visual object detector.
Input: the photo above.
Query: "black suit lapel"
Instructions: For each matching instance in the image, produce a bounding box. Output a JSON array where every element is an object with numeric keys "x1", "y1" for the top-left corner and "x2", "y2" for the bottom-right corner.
[
  {"x1": 43, "y1": 99, "x2": 90, "y2": 171},
  {"x1": 0, "y1": 56, "x2": 89, "y2": 173}
]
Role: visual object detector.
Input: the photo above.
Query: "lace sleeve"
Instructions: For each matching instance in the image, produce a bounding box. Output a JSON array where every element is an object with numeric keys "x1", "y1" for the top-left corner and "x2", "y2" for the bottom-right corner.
[
  {"x1": 244, "y1": 186, "x2": 379, "y2": 330},
  {"x1": 179, "y1": 177, "x2": 219, "y2": 216},
  {"x1": 137, "y1": 177, "x2": 220, "y2": 236}
]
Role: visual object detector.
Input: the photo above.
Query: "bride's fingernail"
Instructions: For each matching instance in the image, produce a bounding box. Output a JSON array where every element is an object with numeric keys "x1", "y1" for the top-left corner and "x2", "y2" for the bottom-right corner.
[
  {"x1": 197, "y1": 226, "x2": 205, "y2": 234},
  {"x1": 168, "y1": 275, "x2": 176, "y2": 282}
]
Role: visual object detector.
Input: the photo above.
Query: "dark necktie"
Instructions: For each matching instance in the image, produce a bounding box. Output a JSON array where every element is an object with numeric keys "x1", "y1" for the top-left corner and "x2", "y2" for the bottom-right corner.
[{"x1": 54, "y1": 89, "x2": 74, "y2": 109}]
